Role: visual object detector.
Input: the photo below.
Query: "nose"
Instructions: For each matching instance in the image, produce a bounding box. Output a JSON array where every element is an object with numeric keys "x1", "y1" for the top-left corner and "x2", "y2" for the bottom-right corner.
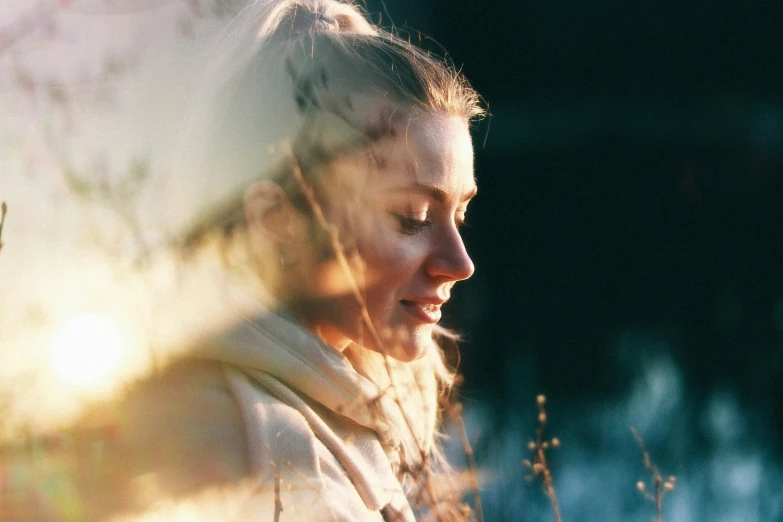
[{"x1": 425, "y1": 224, "x2": 475, "y2": 282}]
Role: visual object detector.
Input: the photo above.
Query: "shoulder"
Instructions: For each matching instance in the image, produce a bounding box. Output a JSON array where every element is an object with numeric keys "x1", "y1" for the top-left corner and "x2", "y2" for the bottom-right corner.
[
  {"x1": 70, "y1": 358, "x2": 387, "y2": 521},
  {"x1": 128, "y1": 359, "x2": 245, "y2": 459},
  {"x1": 74, "y1": 358, "x2": 249, "y2": 517},
  {"x1": 220, "y1": 367, "x2": 389, "y2": 522},
  {"x1": 221, "y1": 365, "x2": 320, "y2": 477}
]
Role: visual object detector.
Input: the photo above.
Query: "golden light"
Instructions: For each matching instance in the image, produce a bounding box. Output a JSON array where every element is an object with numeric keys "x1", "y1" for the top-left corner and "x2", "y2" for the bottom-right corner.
[{"x1": 49, "y1": 313, "x2": 127, "y2": 390}]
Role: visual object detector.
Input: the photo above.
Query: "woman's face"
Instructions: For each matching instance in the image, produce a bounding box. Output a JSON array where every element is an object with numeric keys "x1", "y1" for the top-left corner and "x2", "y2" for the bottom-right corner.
[{"x1": 289, "y1": 111, "x2": 476, "y2": 361}]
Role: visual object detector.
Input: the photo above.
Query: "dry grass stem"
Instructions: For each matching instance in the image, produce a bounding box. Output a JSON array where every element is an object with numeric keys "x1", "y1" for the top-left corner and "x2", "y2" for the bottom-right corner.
[
  {"x1": 0, "y1": 202, "x2": 6, "y2": 253},
  {"x1": 289, "y1": 153, "x2": 470, "y2": 520},
  {"x1": 442, "y1": 400, "x2": 484, "y2": 522},
  {"x1": 523, "y1": 395, "x2": 562, "y2": 522},
  {"x1": 631, "y1": 427, "x2": 676, "y2": 522},
  {"x1": 273, "y1": 473, "x2": 283, "y2": 522},
  {"x1": 289, "y1": 156, "x2": 424, "y2": 451}
]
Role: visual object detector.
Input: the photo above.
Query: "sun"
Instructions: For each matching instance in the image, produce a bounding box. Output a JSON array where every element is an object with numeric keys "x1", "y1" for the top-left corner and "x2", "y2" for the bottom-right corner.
[{"x1": 49, "y1": 313, "x2": 127, "y2": 390}]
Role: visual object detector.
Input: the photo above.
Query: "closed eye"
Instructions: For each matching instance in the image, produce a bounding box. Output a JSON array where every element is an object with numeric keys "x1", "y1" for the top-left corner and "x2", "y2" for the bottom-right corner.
[{"x1": 391, "y1": 213, "x2": 431, "y2": 235}]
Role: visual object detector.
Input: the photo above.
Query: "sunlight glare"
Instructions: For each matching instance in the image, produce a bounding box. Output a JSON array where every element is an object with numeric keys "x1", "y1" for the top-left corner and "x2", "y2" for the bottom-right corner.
[{"x1": 49, "y1": 313, "x2": 126, "y2": 390}]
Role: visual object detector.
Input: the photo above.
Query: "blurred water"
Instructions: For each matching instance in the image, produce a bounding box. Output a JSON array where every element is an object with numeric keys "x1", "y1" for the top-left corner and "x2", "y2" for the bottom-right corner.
[
  {"x1": 452, "y1": 400, "x2": 783, "y2": 521},
  {"x1": 446, "y1": 330, "x2": 783, "y2": 522}
]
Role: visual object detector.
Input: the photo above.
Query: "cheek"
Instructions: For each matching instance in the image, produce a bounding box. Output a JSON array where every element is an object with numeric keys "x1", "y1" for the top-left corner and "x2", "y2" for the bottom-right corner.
[{"x1": 355, "y1": 216, "x2": 421, "y2": 284}]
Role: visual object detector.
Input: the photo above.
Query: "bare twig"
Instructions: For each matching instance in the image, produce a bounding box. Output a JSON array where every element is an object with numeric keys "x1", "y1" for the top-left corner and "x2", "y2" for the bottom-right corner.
[
  {"x1": 0, "y1": 202, "x2": 7, "y2": 252},
  {"x1": 289, "y1": 155, "x2": 428, "y2": 448},
  {"x1": 443, "y1": 400, "x2": 483, "y2": 522},
  {"x1": 288, "y1": 153, "x2": 467, "y2": 520},
  {"x1": 523, "y1": 395, "x2": 562, "y2": 522},
  {"x1": 273, "y1": 472, "x2": 283, "y2": 522},
  {"x1": 631, "y1": 427, "x2": 676, "y2": 522}
]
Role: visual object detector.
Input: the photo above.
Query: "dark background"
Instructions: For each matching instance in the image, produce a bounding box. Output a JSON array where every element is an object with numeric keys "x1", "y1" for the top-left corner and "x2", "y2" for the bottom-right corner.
[
  {"x1": 368, "y1": 1, "x2": 783, "y2": 519},
  {"x1": 1, "y1": 1, "x2": 780, "y2": 519}
]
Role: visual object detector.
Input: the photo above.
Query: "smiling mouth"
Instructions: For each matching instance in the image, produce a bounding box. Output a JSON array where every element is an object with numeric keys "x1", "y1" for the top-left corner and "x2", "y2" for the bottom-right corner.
[{"x1": 399, "y1": 300, "x2": 442, "y2": 324}]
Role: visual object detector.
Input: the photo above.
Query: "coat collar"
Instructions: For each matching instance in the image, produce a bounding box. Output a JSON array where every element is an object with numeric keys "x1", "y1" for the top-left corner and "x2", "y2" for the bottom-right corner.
[{"x1": 195, "y1": 311, "x2": 416, "y2": 518}]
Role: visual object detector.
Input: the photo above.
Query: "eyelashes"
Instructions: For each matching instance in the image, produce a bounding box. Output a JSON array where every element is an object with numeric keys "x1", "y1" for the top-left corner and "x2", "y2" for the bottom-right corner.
[
  {"x1": 392, "y1": 213, "x2": 431, "y2": 235},
  {"x1": 390, "y1": 213, "x2": 469, "y2": 235}
]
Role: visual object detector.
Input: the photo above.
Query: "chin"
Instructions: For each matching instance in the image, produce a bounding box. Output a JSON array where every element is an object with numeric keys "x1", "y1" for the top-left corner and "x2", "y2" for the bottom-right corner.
[{"x1": 378, "y1": 325, "x2": 434, "y2": 362}]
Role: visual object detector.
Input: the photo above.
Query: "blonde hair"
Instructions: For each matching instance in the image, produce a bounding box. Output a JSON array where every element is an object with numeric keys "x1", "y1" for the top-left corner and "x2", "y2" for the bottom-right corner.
[
  {"x1": 247, "y1": 0, "x2": 483, "y2": 119},
  {"x1": 176, "y1": 0, "x2": 483, "y2": 236},
  {"x1": 178, "y1": 0, "x2": 481, "y2": 504}
]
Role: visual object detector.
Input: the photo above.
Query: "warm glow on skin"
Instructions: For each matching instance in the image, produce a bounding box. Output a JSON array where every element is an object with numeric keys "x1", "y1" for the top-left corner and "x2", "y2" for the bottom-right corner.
[
  {"x1": 287, "y1": 113, "x2": 477, "y2": 361},
  {"x1": 49, "y1": 313, "x2": 126, "y2": 390}
]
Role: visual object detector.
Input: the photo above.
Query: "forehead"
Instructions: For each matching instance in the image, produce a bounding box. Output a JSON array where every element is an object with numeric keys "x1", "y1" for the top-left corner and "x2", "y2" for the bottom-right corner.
[{"x1": 366, "y1": 112, "x2": 476, "y2": 199}]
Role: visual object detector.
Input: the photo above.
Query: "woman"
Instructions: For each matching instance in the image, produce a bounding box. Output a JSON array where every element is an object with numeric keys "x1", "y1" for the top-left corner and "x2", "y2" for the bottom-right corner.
[{"x1": 76, "y1": 1, "x2": 484, "y2": 520}]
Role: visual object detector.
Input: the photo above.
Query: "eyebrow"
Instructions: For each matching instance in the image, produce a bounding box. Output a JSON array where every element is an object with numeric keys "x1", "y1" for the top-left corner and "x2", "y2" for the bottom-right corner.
[{"x1": 391, "y1": 182, "x2": 478, "y2": 204}]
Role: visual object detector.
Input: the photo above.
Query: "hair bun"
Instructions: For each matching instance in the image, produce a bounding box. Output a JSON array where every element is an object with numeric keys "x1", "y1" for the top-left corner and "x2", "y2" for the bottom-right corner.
[
  {"x1": 301, "y1": 9, "x2": 356, "y2": 33},
  {"x1": 297, "y1": 10, "x2": 341, "y2": 33},
  {"x1": 261, "y1": 0, "x2": 376, "y2": 40}
]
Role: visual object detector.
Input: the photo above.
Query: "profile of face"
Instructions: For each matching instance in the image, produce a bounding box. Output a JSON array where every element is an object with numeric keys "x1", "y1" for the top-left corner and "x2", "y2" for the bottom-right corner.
[{"x1": 246, "y1": 110, "x2": 476, "y2": 362}]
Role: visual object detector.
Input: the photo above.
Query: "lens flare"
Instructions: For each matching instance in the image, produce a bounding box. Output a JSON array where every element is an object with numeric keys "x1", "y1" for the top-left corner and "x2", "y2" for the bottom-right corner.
[{"x1": 49, "y1": 313, "x2": 126, "y2": 390}]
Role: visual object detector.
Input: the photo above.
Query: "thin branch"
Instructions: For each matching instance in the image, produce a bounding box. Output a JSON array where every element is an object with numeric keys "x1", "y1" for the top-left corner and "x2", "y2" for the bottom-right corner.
[
  {"x1": 288, "y1": 152, "x2": 463, "y2": 521},
  {"x1": 0, "y1": 202, "x2": 7, "y2": 252},
  {"x1": 273, "y1": 473, "x2": 283, "y2": 522},
  {"x1": 289, "y1": 155, "x2": 424, "y2": 443},
  {"x1": 631, "y1": 427, "x2": 676, "y2": 522},
  {"x1": 443, "y1": 400, "x2": 483, "y2": 522},
  {"x1": 523, "y1": 395, "x2": 562, "y2": 522}
]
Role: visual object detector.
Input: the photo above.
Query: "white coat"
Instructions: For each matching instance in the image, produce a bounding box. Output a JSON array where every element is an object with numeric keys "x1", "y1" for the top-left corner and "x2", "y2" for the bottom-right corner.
[{"x1": 71, "y1": 309, "x2": 442, "y2": 521}]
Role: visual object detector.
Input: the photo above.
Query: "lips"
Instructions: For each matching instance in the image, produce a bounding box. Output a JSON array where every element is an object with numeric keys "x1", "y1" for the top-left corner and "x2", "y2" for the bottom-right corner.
[{"x1": 399, "y1": 299, "x2": 443, "y2": 324}]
